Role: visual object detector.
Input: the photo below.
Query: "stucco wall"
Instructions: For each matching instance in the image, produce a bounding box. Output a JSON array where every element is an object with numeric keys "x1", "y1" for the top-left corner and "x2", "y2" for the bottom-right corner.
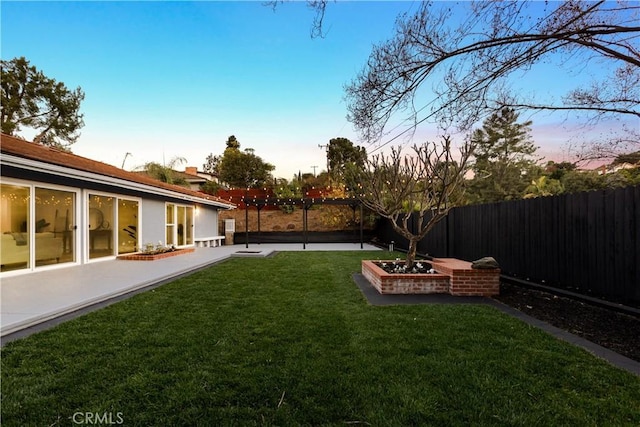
[
  {"x1": 195, "y1": 205, "x2": 219, "y2": 238},
  {"x1": 140, "y1": 199, "x2": 166, "y2": 245}
]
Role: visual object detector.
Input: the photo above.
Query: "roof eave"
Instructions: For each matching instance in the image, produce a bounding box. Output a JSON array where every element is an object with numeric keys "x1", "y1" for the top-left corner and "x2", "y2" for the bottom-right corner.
[{"x1": 1, "y1": 153, "x2": 236, "y2": 210}]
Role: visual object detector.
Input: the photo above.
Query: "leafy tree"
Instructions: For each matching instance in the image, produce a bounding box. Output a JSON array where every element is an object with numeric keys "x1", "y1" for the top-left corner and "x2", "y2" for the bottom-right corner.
[
  {"x1": 200, "y1": 180, "x2": 221, "y2": 195},
  {"x1": 138, "y1": 156, "x2": 189, "y2": 187},
  {"x1": 524, "y1": 176, "x2": 564, "y2": 199},
  {"x1": 209, "y1": 135, "x2": 275, "y2": 188},
  {"x1": 616, "y1": 168, "x2": 640, "y2": 186},
  {"x1": 326, "y1": 137, "x2": 367, "y2": 183},
  {"x1": 349, "y1": 136, "x2": 473, "y2": 268},
  {"x1": 602, "y1": 168, "x2": 640, "y2": 189},
  {"x1": 467, "y1": 108, "x2": 539, "y2": 204},
  {"x1": 561, "y1": 170, "x2": 604, "y2": 193},
  {"x1": 287, "y1": 171, "x2": 327, "y2": 195},
  {"x1": 545, "y1": 161, "x2": 577, "y2": 181},
  {"x1": 1, "y1": 57, "x2": 85, "y2": 149},
  {"x1": 612, "y1": 151, "x2": 640, "y2": 166},
  {"x1": 343, "y1": 1, "x2": 639, "y2": 157},
  {"x1": 203, "y1": 135, "x2": 240, "y2": 175},
  {"x1": 202, "y1": 153, "x2": 218, "y2": 176},
  {"x1": 224, "y1": 134, "x2": 240, "y2": 150}
]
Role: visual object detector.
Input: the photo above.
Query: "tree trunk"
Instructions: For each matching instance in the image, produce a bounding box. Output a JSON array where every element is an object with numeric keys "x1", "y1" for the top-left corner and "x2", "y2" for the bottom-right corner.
[{"x1": 406, "y1": 238, "x2": 418, "y2": 269}]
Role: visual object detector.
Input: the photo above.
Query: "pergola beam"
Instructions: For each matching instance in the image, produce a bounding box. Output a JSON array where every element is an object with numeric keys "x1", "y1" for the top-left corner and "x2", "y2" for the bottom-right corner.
[{"x1": 240, "y1": 197, "x2": 364, "y2": 249}]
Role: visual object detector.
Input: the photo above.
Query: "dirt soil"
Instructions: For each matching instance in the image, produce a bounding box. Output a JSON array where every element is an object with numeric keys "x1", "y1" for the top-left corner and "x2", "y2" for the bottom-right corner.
[{"x1": 494, "y1": 282, "x2": 640, "y2": 363}]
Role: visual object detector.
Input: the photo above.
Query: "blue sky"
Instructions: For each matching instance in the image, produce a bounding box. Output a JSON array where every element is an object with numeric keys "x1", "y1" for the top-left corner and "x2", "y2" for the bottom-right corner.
[{"x1": 1, "y1": 1, "x2": 631, "y2": 179}]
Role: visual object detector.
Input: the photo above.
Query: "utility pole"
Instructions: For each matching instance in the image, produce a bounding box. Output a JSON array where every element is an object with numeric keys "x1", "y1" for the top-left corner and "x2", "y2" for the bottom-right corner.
[{"x1": 311, "y1": 165, "x2": 318, "y2": 176}]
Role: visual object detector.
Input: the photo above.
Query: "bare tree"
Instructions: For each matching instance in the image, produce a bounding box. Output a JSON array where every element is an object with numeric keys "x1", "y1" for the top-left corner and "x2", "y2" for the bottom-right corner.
[
  {"x1": 265, "y1": 0, "x2": 329, "y2": 38},
  {"x1": 350, "y1": 136, "x2": 473, "y2": 268},
  {"x1": 345, "y1": 1, "x2": 639, "y2": 157}
]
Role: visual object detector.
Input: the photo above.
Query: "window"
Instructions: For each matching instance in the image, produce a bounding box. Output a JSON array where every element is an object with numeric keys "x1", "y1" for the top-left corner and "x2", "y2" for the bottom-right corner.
[
  {"x1": 1, "y1": 184, "x2": 31, "y2": 272},
  {"x1": 166, "y1": 204, "x2": 175, "y2": 246},
  {"x1": 166, "y1": 203, "x2": 194, "y2": 247}
]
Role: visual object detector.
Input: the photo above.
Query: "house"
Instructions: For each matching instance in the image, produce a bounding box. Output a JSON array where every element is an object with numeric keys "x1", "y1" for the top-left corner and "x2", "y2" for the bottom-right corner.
[
  {"x1": 595, "y1": 161, "x2": 640, "y2": 175},
  {"x1": 134, "y1": 166, "x2": 218, "y2": 192},
  {"x1": 182, "y1": 166, "x2": 218, "y2": 191},
  {"x1": 0, "y1": 134, "x2": 235, "y2": 275}
]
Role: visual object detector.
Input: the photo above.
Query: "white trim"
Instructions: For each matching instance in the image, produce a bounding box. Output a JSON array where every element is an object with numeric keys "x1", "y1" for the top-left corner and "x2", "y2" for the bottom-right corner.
[{"x1": 1, "y1": 153, "x2": 234, "y2": 209}]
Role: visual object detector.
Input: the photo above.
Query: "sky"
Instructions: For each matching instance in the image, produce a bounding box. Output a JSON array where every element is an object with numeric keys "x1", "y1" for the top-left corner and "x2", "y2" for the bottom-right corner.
[{"x1": 1, "y1": 1, "x2": 634, "y2": 179}]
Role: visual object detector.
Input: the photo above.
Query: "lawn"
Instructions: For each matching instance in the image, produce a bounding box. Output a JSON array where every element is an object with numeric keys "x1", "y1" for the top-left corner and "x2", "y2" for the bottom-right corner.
[{"x1": 2, "y1": 251, "x2": 639, "y2": 426}]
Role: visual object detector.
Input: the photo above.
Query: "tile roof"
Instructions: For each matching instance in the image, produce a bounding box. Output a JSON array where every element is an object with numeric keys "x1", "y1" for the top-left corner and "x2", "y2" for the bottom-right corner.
[{"x1": 0, "y1": 133, "x2": 235, "y2": 208}]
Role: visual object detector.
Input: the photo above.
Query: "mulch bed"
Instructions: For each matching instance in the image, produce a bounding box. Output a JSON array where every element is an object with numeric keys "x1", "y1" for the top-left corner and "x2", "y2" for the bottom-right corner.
[{"x1": 494, "y1": 282, "x2": 640, "y2": 362}]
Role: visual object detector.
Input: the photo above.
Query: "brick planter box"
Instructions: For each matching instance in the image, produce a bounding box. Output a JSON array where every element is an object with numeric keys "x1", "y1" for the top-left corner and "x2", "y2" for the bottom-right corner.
[
  {"x1": 431, "y1": 258, "x2": 500, "y2": 297},
  {"x1": 117, "y1": 247, "x2": 195, "y2": 261},
  {"x1": 362, "y1": 260, "x2": 450, "y2": 294},
  {"x1": 362, "y1": 258, "x2": 500, "y2": 296}
]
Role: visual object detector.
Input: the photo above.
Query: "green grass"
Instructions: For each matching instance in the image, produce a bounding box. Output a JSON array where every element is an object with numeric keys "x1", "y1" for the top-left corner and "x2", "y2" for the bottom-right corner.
[{"x1": 2, "y1": 251, "x2": 639, "y2": 426}]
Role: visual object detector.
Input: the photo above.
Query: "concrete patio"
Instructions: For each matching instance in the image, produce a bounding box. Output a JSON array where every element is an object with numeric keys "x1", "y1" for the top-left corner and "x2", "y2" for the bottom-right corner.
[{"x1": 1, "y1": 243, "x2": 380, "y2": 341}]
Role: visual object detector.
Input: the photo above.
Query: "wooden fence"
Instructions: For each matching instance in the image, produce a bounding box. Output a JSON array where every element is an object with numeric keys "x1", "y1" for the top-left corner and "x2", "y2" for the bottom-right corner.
[{"x1": 376, "y1": 185, "x2": 640, "y2": 305}]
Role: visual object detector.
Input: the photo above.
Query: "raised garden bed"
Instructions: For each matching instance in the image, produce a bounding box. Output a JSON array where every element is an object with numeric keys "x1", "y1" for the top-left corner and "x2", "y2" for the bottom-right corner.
[
  {"x1": 362, "y1": 258, "x2": 500, "y2": 296},
  {"x1": 117, "y1": 247, "x2": 195, "y2": 261}
]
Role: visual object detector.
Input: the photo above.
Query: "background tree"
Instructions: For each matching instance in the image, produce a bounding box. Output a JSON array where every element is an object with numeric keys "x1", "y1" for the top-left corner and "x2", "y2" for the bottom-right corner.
[
  {"x1": 138, "y1": 156, "x2": 189, "y2": 187},
  {"x1": 349, "y1": 136, "x2": 473, "y2": 268},
  {"x1": 288, "y1": 171, "x2": 326, "y2": 195},
  {"x1": 202, "y1": 153, "x2": 219, "y2": 176},
  {"x1": 203, "y1": 135, "x2": 240, "y2": 176},
  {"x1": 211, "y1": 135, "x2": 275, "y2": 188},
  {"x1": 612, "y1": 151, "x2": 640, "y2": 166},
  {"x1": 199, "y1": 180, "x2": 221, "y2": 195},
  {"x1": 467, "y1": 108, "x2": 539, "y2": 204},
  {"x1": 326, "y1": 137, "x2": 367, "y2": 183},
  {"x1": 1, "y1": 57, "x2": 85, "y2": 149},
  {"x1": 524, "y1": 176, "x2": 564, "y2": 199},
  {"x1": 544, "y1": 161, "x2": 577, "y2": 181},
  {"x1": 344, "y1": 1, "x2": 639, "y2": 158}
]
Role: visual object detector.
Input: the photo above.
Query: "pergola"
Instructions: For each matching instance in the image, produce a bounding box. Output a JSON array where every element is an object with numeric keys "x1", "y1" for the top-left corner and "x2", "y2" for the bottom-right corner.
[{"x1": 239, "y1": 196, "x2": 365, "y2": 249}]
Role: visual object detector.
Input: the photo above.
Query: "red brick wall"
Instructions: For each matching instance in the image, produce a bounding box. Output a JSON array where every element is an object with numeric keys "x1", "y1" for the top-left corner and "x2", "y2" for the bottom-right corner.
[
  {"x1": 363, "y1": 258, "x2": 500, "y2": 297},
  {"x1": 431, "y1": 258, "x2": 500, "y2": 296},
  {"x1": 362, "y1": 261, "x2": 450, "y2": 295}
]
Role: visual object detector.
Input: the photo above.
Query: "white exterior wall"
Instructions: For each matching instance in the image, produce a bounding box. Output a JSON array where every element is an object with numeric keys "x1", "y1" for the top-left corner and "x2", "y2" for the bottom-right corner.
[
  {"x1": 140, "y1": 199, "x2": 166, "y2": 246},
  {"x1": 195, "y1": 205, "x2": 220, "y2": 237}
]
